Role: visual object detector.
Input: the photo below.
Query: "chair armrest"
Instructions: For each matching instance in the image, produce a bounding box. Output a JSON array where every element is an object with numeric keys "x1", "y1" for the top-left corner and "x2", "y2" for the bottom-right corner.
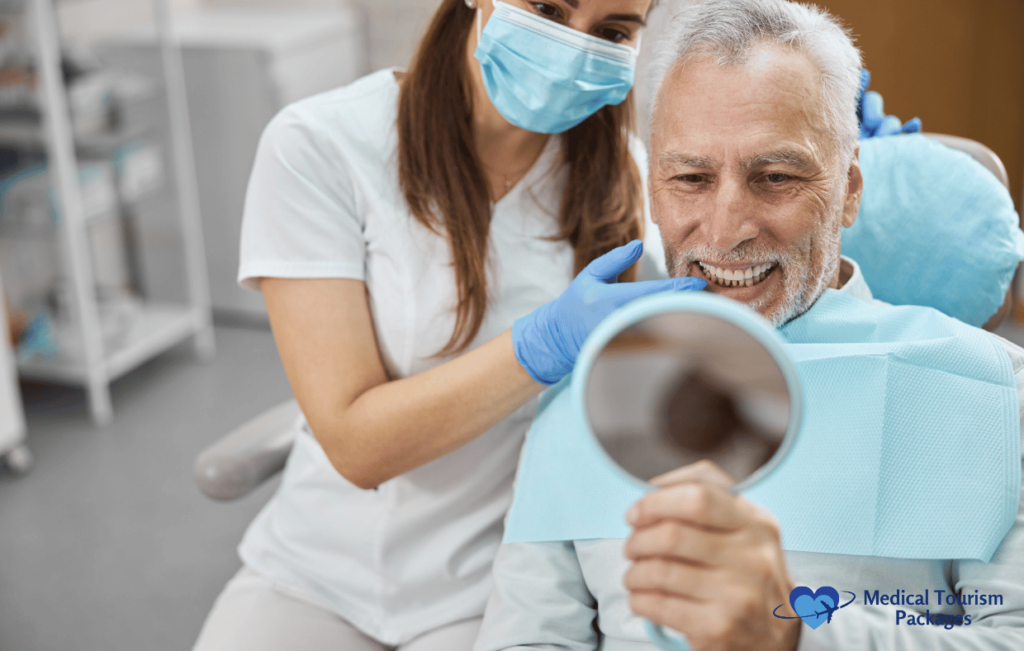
[{"x1": 195, "y1": 399, "x2": 302, "y2": 501}]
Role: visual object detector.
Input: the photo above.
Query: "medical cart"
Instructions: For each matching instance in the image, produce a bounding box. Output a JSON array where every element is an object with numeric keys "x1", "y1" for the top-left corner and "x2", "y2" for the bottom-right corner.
[{"x1": 0, "y1": 0, "x2": 214, "y2": 426}]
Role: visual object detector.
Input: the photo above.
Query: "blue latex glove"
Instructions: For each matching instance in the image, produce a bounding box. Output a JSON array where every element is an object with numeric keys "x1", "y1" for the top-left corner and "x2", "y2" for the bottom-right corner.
[
  {"x1": 512, "y1": 240, "x2": 707, "y2": 385},
  {"x1": 858, "y1": 69, "x2": 922, "y2": 138}
]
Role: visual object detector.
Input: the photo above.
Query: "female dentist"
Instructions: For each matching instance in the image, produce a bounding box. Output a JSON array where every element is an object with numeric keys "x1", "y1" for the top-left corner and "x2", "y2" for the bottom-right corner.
[{"x1": 192, "y1": 1, "x2": 702, "y2": 650}]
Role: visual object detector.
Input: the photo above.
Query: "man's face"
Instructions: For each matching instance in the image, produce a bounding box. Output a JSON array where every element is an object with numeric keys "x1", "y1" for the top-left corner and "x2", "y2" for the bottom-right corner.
[{"x1": 650, "y1": 46, "x2": 862, "y2": 325}]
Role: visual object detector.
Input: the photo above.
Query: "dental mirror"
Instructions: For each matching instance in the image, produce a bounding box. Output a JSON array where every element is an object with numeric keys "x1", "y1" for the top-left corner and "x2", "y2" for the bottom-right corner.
[{"x1": 580, "y1": 296, "x2": 802, "y2": 651}]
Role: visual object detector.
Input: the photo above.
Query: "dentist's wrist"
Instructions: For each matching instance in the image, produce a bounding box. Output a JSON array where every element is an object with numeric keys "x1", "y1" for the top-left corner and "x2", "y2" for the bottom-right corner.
[{"x1": 511, "y1": 306, "x2": 574, "y2": 386}]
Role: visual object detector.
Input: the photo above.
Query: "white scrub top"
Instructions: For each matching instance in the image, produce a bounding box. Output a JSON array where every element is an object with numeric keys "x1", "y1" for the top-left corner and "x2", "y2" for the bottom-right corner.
[{"x1": 236, "y1": 68, "x2": 663, "y2": 645}]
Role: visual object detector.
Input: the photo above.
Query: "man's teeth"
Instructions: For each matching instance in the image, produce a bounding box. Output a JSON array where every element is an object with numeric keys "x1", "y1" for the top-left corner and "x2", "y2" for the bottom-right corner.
[{"x1": 698, "y1": 262, "x2": 774, "y2": 287}]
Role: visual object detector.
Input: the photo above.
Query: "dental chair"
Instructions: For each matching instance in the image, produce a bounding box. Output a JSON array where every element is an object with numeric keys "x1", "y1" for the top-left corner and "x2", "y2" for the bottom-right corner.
[
  {"x1": 924, "y1": 134, "x2": 1014, "y2": 329},
  {"x1": 194, "y1": 133, "x2": 1021, "y2": 501}
]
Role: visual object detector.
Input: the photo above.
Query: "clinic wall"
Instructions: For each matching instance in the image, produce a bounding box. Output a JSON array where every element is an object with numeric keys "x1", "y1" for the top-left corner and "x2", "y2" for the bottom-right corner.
[
  {"x1": 816, "y1": 0, "x2": 1024, "y2": 215},
  {"x1": 214, "y1": 0, "x2": 444, "y2": 72},
  {"x1": 352, "y1": 0, "x2": 438, "y2": 71},
  {"x1": 57, "y1": 0, "x2": 203, "y2": 44},
  {"x1": 56, "y1": 0, "x2": 427, "y2": 73}
]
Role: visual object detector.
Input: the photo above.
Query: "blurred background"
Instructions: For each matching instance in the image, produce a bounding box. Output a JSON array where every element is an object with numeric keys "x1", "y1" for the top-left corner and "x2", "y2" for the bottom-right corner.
[
  {"x1": 819, "y1": 0, "x2": 1024, "y2": 217},
  {"x1": 0, "y1": 1, "x2": 1021, "y2": 650}
]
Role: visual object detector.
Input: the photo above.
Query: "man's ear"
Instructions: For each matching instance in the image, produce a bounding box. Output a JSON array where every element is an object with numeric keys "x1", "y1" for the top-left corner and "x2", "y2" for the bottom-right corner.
[{"x1": 842, "y1": 144, "x2": 863, "y2": 229}]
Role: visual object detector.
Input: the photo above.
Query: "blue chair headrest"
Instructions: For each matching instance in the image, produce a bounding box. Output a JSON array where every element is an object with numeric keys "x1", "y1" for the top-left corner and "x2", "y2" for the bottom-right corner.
[{"x1": 843, "y1": 134, "x2": 1024, "y2": 327}]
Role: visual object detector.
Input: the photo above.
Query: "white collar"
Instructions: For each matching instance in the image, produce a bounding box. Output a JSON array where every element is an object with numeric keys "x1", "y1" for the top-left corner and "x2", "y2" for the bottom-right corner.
[{"x1": 837, "y1": 255, "x2": 876, "y2": 303}]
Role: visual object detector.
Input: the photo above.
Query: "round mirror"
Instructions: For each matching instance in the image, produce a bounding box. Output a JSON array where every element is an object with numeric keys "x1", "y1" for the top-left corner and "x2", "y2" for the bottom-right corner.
[{"x1": 583, "y1": 306, "x2": 799, "y2": 491}]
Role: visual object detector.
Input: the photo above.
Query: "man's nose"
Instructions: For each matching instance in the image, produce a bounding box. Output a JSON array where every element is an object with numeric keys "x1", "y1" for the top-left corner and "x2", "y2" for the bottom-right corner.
[{"x1": 702, "y1": 176, "x2": 758, "y2": 252}]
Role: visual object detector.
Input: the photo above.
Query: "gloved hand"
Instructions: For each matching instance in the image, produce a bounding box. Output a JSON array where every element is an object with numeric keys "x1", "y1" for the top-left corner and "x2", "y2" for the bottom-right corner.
[
  {"x1": 858, "y1": 69, "x2": 922, "y2": 138},
  {"x1": 512, "y1": 240, "x2": 707, "y2": 385}
]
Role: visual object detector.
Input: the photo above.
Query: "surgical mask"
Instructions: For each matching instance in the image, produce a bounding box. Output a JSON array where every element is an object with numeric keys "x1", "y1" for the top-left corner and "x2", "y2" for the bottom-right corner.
[{"x1": 473, "y1": 1, "x2": 639, "y2": 134}]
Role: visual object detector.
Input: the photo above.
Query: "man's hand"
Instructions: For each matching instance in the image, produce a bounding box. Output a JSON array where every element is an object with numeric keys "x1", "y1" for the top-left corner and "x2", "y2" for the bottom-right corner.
[{"x1": 623, "y1": 461, "x2": 800, "y2": 651}]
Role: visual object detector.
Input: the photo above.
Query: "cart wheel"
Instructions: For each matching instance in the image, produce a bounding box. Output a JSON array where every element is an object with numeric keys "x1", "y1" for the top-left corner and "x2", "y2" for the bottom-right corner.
[{"x1": 5, "y1": 444, "x2": 33, "y2": 475}]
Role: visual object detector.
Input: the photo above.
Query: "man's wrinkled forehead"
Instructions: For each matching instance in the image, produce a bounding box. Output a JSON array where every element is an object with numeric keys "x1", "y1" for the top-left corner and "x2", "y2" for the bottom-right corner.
[{"x1": 651, "y1": 46, "x2": 836, "y2": 168}]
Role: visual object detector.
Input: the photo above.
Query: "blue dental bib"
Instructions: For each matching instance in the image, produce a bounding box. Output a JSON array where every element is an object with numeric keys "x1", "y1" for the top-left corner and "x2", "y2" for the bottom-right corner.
[{"x1": 504, "y1": 290, "x2": 1020, "y2": 562}]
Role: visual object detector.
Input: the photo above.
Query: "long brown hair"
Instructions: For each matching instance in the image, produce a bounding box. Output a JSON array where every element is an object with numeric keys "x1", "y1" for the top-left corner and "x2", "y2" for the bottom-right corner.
[{"x1": 397, "y1": 0, "x2": 644, "y2": 355}]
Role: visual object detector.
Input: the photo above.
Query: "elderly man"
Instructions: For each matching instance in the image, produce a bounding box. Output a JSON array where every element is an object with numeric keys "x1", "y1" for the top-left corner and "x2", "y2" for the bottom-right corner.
[{"x1": 472, "y1": 0, "x2": 1024, "y2": 650}]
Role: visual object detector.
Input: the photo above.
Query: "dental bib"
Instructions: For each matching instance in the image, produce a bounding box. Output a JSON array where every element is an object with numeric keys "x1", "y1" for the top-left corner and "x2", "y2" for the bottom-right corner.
[{"x1": 503, "y1": 290, "x2": 1020, "y2": 562}]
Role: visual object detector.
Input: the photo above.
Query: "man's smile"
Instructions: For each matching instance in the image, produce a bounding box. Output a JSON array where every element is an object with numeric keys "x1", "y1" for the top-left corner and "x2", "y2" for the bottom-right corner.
[
  {"x1": 698, "y1": 261, "x2": 777, "y2": 287},
  {"x1": 689, "y1": 260, "x2": 783, "y2": 304}
]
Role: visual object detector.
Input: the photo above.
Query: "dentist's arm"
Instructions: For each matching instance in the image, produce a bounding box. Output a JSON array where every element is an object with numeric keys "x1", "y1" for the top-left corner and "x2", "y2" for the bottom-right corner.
[{"x1": 262, "y1": 242, "x2": 705, "y2": 489}]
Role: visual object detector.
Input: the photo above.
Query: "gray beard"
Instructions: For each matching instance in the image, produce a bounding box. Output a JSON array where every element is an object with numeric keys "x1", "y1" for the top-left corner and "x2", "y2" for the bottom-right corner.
[{"x1": 666, "y1": 211, "x2": 844, "y2": 327}]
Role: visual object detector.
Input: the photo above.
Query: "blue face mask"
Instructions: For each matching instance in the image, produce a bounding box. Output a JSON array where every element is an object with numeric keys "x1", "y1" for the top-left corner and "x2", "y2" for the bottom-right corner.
[{"x1": 473, "y1": 1, "x2": 639, "y2": 134}]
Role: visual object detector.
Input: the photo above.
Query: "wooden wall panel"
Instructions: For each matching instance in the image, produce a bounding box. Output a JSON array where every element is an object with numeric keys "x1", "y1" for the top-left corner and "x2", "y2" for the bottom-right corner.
[{"x1": 816, "y1": 0, "x2": 1024, "y2": 214}]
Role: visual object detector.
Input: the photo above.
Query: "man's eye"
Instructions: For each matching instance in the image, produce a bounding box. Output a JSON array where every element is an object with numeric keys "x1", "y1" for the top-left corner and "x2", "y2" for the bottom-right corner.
[
  {"x1": 765, "y1": 173, "x2": 791, "y2": 184},
  {"x1": 595, "y1": 27, "x2": 629, "y2": 43},
  {"x1": 530, "y1": 2, "x2": 562, "y2": 18},
  {"x1": 676, "y1": 174, "x2": 707, "y2": 184}
]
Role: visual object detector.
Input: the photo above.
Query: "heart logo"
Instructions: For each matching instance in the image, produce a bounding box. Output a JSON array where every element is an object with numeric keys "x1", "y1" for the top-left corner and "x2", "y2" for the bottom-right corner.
[{"x1": 789, "y1": 586, "x2": 840, "y2": 630}]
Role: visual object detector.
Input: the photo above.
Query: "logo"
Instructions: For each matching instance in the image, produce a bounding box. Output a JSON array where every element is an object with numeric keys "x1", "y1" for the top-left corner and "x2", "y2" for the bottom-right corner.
[{"x1": 773, "y1": 586, "x2": 856, "y2": 629}]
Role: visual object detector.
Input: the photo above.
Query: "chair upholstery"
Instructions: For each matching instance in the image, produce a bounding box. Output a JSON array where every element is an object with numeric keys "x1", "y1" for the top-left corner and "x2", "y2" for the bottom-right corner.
[
  {"x1": 195, "y1": 399, "x2": 300, "y2": 500},
  {"x1": 845, "y1": 134, "x2": 1020, "y2": 328}
]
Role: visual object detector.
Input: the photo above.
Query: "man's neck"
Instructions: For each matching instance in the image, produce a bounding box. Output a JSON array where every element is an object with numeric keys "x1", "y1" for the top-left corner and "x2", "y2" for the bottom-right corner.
[{"x1": 837, "y1": 257, "x2": 854, "y2": 289}]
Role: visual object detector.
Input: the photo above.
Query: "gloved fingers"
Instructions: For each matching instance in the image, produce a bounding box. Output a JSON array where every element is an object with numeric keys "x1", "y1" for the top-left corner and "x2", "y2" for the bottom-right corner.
[
  {"x1": 857, "y1": 72, "x2": 924, "y2": 139},
  {"x1": 584, "y1": 240, "x2": 644, "y2": 282},
  {"x1": 668, "y1": 275, "x2": 708, "y2": 292},
  {"x1": 901, "y1": 117, "x2": 923, "y2": 134},
  {"x1": 860, "y1": 90, "x2": 885, "y2": 129},
  {"x1": 858, "y1": 69, "x2": 871, "y2": 95},
  {"x1": 875, "y1": 114, "x2": 904, "y2": 137},
  {"x1": 598, "y1": 276, "x2": 707, "y2": 306}
]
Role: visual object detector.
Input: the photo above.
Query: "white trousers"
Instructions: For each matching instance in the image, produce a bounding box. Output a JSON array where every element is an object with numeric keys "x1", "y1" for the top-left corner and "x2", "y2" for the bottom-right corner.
[{"x1": 193, "y1": 566, "x2": 482, "y2": 651}]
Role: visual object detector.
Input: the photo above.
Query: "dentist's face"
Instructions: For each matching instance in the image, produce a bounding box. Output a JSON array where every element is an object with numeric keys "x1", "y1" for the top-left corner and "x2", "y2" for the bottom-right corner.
[{"x1": 650, "y1": 46, "x2": 862, "y2": 325}]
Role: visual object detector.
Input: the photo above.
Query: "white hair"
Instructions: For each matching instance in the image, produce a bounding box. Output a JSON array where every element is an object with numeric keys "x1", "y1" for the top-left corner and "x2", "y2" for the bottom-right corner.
[{"x1": 648, "y1": 0, "x2": 863, "y2": 164}]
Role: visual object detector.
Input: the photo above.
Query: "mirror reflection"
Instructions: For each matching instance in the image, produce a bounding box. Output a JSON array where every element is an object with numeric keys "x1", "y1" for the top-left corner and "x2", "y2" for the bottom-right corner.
[{"x1": 585, "y1": 312, "x2": 791, "y2": 485}]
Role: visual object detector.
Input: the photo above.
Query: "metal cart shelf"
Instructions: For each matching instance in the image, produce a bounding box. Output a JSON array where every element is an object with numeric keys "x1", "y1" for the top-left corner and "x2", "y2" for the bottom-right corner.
[
  {"x1": 18, "y1": 300, "x2": 200, "y2": 384},
  {"x1": 2, "y1": 0, "x2": 214, "y2": 425},
  {"x1": 0, "y1": 119, "x2": 153, "y2": 154}
]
